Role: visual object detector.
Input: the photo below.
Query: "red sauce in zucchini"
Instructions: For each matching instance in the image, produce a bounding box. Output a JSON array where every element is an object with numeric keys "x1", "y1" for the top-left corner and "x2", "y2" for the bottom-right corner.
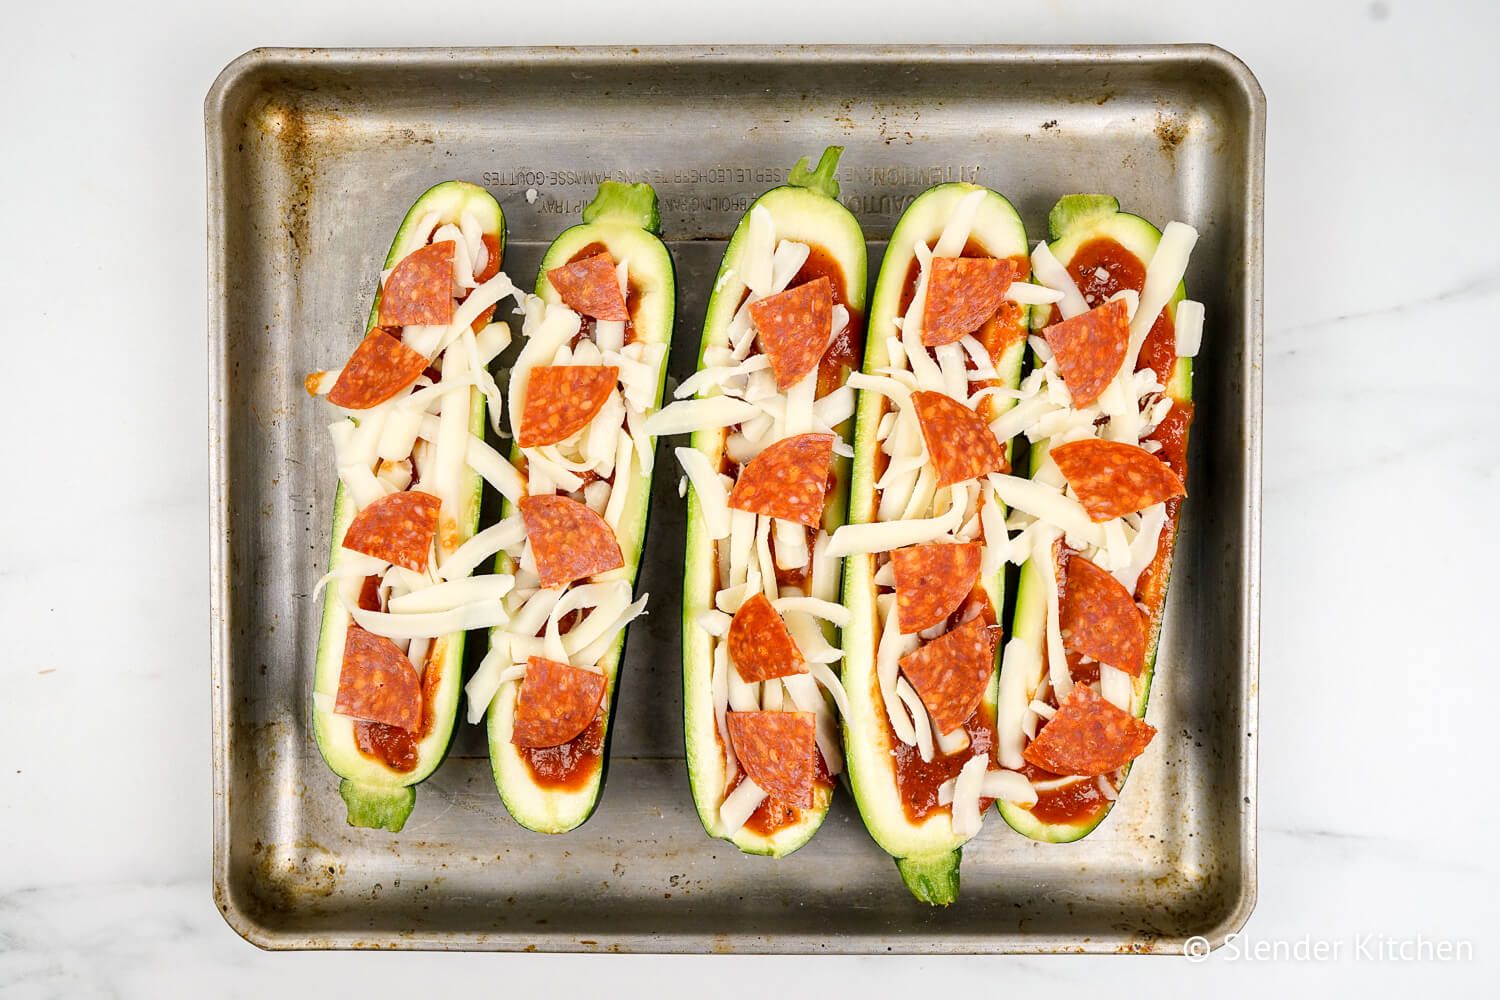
[
  {"x1": 521, "y1": 711, "x2": 606, "y2": 790},
  {"x1": 716, "y1": 240, "x2": 857, "y2": 470},
  {"x1": 505, "y1": 240, "x2": 645, "y2": 788},
  {"x1": 463, "y1": 241, "x2": 624, "y2": 790},
  {"x1": 1016, "y1": 237, "x2": 1196, "y2": 827},
  {"x1": 350, "y1": 232, "x2": 500, "y2": 774},
  {"x1": 706, "y1": 241, "x2": 860, "y2": 835},
  {"x1": 1044, "y1": 236, "x2": 1195, "y2": 643},
  {"x1": 886, "y1": 593, "x2": 999, "y2": 823},
  {"x1": 1019, "y1": 760, "x2": 1114, "y2": 825},
  {"x1": 354, "y1": 640, "x2": 445, "y2": 773},
  {"x1": 513, "y1": 606, "x2": 604, "y2": 789},
  {"x1": 792, "y1": 244, "x2": 864, "y2": 399},
  {"x1": 893, "y1": 706, "x2": 997, "y2": 823},
  {"x1": 725, "y1": 746, "x2": 834, "y2": 838},
  {"x1": 1054, "y1": 237, "x2": 1178, "y2": 386}
]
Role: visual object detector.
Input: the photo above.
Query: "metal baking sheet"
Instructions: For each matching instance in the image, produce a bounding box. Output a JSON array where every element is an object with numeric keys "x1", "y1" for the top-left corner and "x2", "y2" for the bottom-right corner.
[{"x1": 207, "y1": 44, "x2": 1263, "y2": 954}]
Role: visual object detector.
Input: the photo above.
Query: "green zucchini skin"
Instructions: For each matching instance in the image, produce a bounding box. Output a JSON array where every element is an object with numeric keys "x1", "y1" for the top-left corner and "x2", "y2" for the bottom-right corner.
[
  {"x1": 895, "y1": 852, "x2": 962, "y2": 906},
  {"x1": 682, "y1": 148, "x2": 867, "y2": 858},
  {"x1": 311, "y1": 181, "x2": 506, "y2": 833},
  {"x1": 997, "y1": 195, "x2": 1191, "y2": 844},
  {"x1": 485, "y1": 182, "x2": 675, "y2": 835},
  {"x1": 838, "y1": 183, "x2": 1028, "y2": 904}
]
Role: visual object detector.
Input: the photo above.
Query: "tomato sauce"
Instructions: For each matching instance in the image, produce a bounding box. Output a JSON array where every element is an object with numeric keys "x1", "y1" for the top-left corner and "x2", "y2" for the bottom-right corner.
[
  {"x1": 1045, "y1": 236, "x2": 1196, "y2": 627},
  {"x1": 885, "y1": 592, "x2": 1000, "y2": 823},
  {"x1": 522, "y1": 710, "x2": 605, "y2": 790},
  {"x1": 1133, "y1": 498, "x2": 1179, "y2": 622},
  {"x1": 354, "y1": 638, "x2": 445, "y2": 773},
  {"x1": 977, "y1": 301, "x2": 1028, "y2": 364},
  {"x1": 786, "y1": 243, "x2": 863, "y2": 400},
  {"x1": 464, "y1": 237, "x2": 503, "y2": 332},
  {"x1": 892, "y1": 707, "x2": 997, "y2": 823},
  {"x1": 1057, "y1": 237, "x2": 1178, "y2": 386},
  {"x1": 1067, "y1": 649, "x2": 1101, "y2": 687},
  {"x1": 505, "y1": 579, "x2": 604, "y2": 789},
  {"x1": 1148, "y1": 399, "x2": 1193, "y2": 481},
  {"x1": 1018, "y1": 760, "x2": 1114, "y2": 825},
  {"x1": 568, "y1": 241, "x2": 645, "y2": 346},
  {"x1": 701, "y1": 243, "x2": 862, "y2": 833},
  {"x1": 1131, "y1": 399, "x2": 1193, "y2": 618},
  {"x1": 725, "y1": 746, "x2": 834, "y2": 837}
]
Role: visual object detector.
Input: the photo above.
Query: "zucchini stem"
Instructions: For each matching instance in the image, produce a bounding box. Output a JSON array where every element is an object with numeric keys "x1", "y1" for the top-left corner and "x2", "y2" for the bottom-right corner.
[{"x1": 787, "y1": 146, "x2": 844, "y2": 200}]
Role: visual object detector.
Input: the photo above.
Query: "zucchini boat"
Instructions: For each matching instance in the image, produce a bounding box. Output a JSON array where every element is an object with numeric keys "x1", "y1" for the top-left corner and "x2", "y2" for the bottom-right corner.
[
  {"x1": 648, "y1": 147, "x2": 866, "y2": 857},
  {"x1": 831, "y1": 183, "x2": 1060, "y2": 904},
  {"x1": 307, "y1": 180, "x2": 516, "y2": 832},
  {"x1": 991, "y1": 194, "x2": 1202, "y2": 843},
  {"x1": 463, "y1": 181, "x2": 675, "y2": 834}
]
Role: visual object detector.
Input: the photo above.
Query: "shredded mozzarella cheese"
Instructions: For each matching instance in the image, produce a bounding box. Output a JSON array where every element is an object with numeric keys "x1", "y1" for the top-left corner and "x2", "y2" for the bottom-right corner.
[
  {"x1": 1030, "y1": 241, "x2": 1089, "y2": 319},
  {"x1": 719, "y1": 776, "x2": 767, "y2": 834}
]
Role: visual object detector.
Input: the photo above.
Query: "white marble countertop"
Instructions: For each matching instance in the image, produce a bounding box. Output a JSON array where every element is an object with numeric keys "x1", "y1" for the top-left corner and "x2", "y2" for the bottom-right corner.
[{"x1": 3, "y1": 0, "x2": 1497, "y2": 995}]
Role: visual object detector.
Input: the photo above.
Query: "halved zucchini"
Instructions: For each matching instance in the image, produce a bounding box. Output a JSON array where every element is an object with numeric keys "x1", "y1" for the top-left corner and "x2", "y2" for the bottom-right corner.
[
  {"x1": 996, "y1": 194, "x2": 1192, "y2": 843},
  {"x1": 311, "y1": 181, "x2": 505, "y2": 832},
  {"x1": 839, "y1": 183, "x2": 1029, "y2": 901},
  {"x1": 485, "y1": 182, "x2": 676, "y2": 834},
  {"x1": 680, "y1": 148, "x2": 868, "y2": 857}
]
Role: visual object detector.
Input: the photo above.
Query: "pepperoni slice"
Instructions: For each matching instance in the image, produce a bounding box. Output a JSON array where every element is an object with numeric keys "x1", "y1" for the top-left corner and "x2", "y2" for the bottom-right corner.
[
  {"x1": 727, "y1": 433, "x2": 835, "y2": 528},
  {"x1": 897, "y1": 616, "x2": 997, "y2": 735},
  {"x1": 1051, "y1": 439, "x2": 1186, "y2": 522},
  {"x1": 341, "y1": 490, "x2": 441, "y2": 573},
  {"x1": 912, "y1": 390, "x2": 1008, "y2": 487},
  {"x1": 510, "y1": 656, "x2": 607, "y2": 749},
  {"x1": 517, "y1": 365, "x2": 620, "y2": 448},
  {"x1": 1042, "y1": 298, "x2": 1130, "y2": 407},
  {"x1": 727, "y1": 592, "x2": 806, "y2": 682},
  {"x1": 1060, "y1": 555, "x2": 1146, "y2": 676},
  {"x1": 749, "y1": 276, "x2": 833, "y2": 390},
  {"x1": 547, "y1": 251, "x2": 628, "y2": 321},
  {"x1": 922, "y1": 256, "x2": 1020, "y2": 347},
  {"x1": 335, "y1": 624, "x2": 421, "y2": 731},
  {"x1": 518, "y1": 495, "x2": 625, "y2": 589},
  {"x1": 378, "y1": 240, "x2": 456, "y2": 327},
  {"x1": 326, "y1": 329, "x2": 430, "y2": 410},
  {"x1": 892, "y1": 541, "x2": 982, "y2": 634},
  {"x1": 726, "y1": 711, "x2": 817, "y2": 808},
  {"x1": 1022, "y1": 683, "x2": 1156, "y2": 777}
]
